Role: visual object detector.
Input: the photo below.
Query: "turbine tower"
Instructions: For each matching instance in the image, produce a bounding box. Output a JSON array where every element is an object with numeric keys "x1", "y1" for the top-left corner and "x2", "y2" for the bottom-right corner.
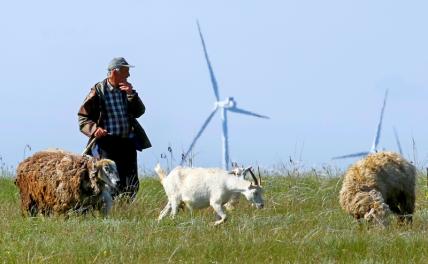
[
  {"x1": 181, "y1": 21, "x2": 269, "y2": 170},
  {"x1": 333, "y1": 89, "x2": 389, "y2": 160}
]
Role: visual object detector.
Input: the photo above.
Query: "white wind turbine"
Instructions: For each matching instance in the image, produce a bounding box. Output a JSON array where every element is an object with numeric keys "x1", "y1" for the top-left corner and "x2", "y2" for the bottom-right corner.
[
  {"x1": 393, "y1": 126, "x2": 403, "y2": 156},
  {"x1": 181, "y1": 21, "x2": 269, "y2": 170},
  {"x1": 333, "y1": 90, "x2": 389, "y2": 160}
]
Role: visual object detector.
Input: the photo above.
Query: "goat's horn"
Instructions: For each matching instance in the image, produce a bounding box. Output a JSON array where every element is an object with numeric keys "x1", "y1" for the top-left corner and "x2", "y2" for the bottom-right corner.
[
  {"x1": 257, "y1": 166, "x2": 262, "y2": 186},
  {"x1": 242, "y1": 166, "x2": 252, "y2": 179},
  {"x1": 248, "y1": 169, "x2": 259, "y2": 186}
]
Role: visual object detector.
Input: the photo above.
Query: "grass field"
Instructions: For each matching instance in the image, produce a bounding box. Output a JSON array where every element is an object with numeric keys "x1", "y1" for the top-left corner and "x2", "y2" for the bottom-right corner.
[{"x1": 1, "y1": 172, "x2": 428, "y2": 263}]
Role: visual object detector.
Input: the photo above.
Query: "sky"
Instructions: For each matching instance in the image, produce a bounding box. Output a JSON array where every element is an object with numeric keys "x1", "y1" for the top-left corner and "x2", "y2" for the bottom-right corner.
[{"x1": 1, "y1": 0, "x2": 428, "y2": 172}]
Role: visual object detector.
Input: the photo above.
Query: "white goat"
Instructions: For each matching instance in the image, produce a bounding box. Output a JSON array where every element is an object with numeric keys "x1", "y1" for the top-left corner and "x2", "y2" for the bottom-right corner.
[
  {"x1": 155, "y1": 164, "x2": 264, "y2": 225},
  {"x1": 225, "y1": 164, "x2": 261, "y2": 210}
]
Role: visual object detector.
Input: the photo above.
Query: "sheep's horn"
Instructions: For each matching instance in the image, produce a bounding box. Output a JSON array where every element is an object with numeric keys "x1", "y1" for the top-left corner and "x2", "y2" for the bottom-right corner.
[
  {"x1": 248, "y1": 169, "x2": 259, "y2": 186},
  {"x1": 257, "y1": 166, "x2": 262, "y2": 186}
]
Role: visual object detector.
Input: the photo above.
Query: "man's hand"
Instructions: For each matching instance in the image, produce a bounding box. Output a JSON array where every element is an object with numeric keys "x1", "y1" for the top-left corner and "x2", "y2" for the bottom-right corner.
[
  {"x1": 94, "y1": 127, "x2": 108, "y2": 138},
  {"x1": 119, "y1": 81, "x2": 134, "y2": 95}
]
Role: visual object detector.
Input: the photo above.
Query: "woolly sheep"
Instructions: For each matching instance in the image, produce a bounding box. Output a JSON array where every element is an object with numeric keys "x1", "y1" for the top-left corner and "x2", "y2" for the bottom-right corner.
[
  {"x1": 155, "y1": 164, "x2": 264, "y2": 225},
  {"x1": 15, "y1": 150, "x2": 119, "y2": 217},
  {"x1": 339, "y1": 151, "x2": 416, "y2": 226}
]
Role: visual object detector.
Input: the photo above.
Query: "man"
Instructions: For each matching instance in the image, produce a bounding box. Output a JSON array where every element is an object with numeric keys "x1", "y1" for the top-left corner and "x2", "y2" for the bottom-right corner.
[{"x1": 78, "y1": 57, "x2": 151, "y2": 200}]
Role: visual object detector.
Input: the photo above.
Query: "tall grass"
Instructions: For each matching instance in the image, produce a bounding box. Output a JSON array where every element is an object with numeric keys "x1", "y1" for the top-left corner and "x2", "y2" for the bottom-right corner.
[
  {"x1": 0, "y1": 156, "x2": 14, "y2": 178},
  {"x1": 1, "y1": 173, "x2": 428, "y2": 263}
]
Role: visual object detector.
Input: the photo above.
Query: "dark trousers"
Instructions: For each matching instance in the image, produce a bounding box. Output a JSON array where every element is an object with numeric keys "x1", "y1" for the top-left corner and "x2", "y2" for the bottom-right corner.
[{"x1": 96, "y1": 135, "x2": 139, "y2": 199}]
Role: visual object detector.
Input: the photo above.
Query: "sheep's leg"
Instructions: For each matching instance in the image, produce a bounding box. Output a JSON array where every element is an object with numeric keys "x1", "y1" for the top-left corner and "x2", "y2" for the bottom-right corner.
[
  {"x1": 99, "y1": 190, "x2": 113, "y2": 217},
  {"x1": 388, "y1": 203, "x2": 402, "y2": 215},
  {"x1": 158, "y1": 201, "x2": 171, "y2": 221},
  {"x1": 399, "y1": 194, "x2": 415, "y2": 224},
  {"x1": 28, "y1": 197, "x2": 38, "y2": 217},
  {"x1": 388, "y1": 204, "x2": 407, "y2": 224},
  {"x1": 211, "y1": 202, "x2": 227, "y2": 226},
  {"x1": 388, "y1": 203, "x2": 407, "y2": 224}
]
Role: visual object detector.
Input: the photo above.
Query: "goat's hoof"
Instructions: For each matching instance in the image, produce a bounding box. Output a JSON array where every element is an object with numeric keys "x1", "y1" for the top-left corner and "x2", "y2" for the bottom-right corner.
[{"x1": 213, "y1": 219, "x2": 226, "y2": 226}]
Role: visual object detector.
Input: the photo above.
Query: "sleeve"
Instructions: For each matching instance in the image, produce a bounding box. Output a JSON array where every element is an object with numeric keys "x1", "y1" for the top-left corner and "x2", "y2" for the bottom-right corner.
[
  {"x1": 78, "y1": 88, "x2": 99, "y2": 137},
  {"x1": 127, "y1": 90, "x2": 146, "y2": 118}
]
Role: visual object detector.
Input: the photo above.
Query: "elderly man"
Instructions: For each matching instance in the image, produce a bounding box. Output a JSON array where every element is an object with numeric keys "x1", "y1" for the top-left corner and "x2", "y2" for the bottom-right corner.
[{"x1": 78, "y1": 57, "x2": 151, "y2": 200}]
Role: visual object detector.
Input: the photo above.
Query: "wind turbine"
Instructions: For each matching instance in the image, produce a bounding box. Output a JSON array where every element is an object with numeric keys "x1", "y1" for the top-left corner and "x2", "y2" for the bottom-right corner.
[
  {"x1": 393, "y1": 127, "x2": 403, "y2": 156},
  {"x1": 333, "y1": 90, "x2": 388, "y2": 160},
  {"x1": 181, "y1": 21, "x2": 269, "y2": 170}
]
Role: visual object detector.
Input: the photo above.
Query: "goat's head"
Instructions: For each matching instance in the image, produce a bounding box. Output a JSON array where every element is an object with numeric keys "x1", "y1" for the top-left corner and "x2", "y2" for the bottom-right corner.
[
  {"x1": 89, "y1": 159, "x2": 119, "y2": 193},
  {"x1": 242, "y1": 168, "x2": 264, "y2": 209}
]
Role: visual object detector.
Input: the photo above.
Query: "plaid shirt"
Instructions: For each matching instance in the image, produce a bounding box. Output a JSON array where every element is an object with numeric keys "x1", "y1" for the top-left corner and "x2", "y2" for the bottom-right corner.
[{"x1": 103, "y1": 81, "x2": 130, "y2": 137}]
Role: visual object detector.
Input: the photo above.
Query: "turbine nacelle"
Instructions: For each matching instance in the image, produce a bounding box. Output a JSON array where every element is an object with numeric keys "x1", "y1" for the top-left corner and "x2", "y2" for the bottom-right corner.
[{"x1": 216, "y1": 97, "x2": 236, "y2": 109}]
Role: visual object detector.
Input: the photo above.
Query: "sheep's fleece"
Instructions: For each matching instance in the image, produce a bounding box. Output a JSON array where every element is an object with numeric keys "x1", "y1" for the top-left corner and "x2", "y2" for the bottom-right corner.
[
  {"x1": 15, "y1": 150, "x2": 117, "y2": 216},
  {"x1": 339, "y1": 151, "x2": 416, "y2": 223}
]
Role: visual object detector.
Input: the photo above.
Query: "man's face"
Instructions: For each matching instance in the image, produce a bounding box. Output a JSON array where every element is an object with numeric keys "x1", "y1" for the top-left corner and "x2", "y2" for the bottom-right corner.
[{"x1": 113, "y1": 67, "x2": 130, "y2": 83}]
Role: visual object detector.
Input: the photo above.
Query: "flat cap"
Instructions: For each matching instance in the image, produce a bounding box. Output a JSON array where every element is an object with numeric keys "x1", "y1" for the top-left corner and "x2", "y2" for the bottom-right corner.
[{"x1": 108, "y1": 57, "x2": 135, "y2": 71}]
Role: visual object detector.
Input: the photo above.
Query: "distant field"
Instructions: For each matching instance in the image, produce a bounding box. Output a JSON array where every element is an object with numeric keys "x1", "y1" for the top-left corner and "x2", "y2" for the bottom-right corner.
[{"x1": 1, "y1": 173, "x2": 428, "y2": 263}]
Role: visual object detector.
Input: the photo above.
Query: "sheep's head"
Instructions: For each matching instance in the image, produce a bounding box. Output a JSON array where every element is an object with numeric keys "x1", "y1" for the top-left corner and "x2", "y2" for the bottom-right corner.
[
  {"x1": 363, "y1": 190, "x2": 391, "y2": 227},
  {"x1": 89, "y1": 159, "x2": 119, "y2": 194},
  {"x1": 242, "y1": 168, "x2": 264, "y2": 209}
]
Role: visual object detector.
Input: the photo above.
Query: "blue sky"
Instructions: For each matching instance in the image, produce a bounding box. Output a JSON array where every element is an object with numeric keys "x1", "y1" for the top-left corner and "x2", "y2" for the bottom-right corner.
[{"x1": 1, "y1": 0, "x2": 428, "y2": 171}]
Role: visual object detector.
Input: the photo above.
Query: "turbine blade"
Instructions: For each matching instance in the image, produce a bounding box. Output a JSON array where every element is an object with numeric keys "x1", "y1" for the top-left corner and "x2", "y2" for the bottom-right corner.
[
  {"x1": 370, "y1": 89, "x2": 388, "y2": 153},
  {"x1": 197, "y1": 21, "x2": 220, "y2": 102},
  {"x1": 228, "y1": 107, "x2": 270, "y2": 119},
  {"x1": 332, "y1": 151, "x2": 370, "y2": 160},
  {"x1": 393, "y1": 127, "x2": 403, "y2": 155},
  {"x1": 181, "y1": 107, "x2": 219, "y2": 164}
]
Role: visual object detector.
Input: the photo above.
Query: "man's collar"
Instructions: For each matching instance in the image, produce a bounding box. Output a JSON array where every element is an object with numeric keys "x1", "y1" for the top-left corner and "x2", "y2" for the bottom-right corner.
[{"x1": 106, "y1": 80, "x2": 117, "y2": 92}]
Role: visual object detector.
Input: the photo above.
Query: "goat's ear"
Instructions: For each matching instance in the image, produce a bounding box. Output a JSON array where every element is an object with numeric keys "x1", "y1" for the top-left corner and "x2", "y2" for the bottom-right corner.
[{"x1": 229, "y1": 167, "x2": 242, "y2": 176}]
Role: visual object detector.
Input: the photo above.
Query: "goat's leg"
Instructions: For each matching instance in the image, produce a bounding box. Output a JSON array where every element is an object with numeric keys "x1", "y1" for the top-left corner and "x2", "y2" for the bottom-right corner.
[
  {"x1": 170, "y1": 199, "x2": 181, "y2": 219},
  {"x1": 211, "y1": 202, "x2": 227, "y2": 226},
  {"x1": 225, "y1": 193, "x2": 240, "y2": 211},
  {"x1": 158, "y1": 201, "x2": 171, "y2": 221}
]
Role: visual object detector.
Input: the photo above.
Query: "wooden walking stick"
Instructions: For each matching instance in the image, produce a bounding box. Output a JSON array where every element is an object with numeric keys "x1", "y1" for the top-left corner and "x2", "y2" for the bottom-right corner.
[{"x1": 82, "y1": 137, "x2": 97, "y2": 156}]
